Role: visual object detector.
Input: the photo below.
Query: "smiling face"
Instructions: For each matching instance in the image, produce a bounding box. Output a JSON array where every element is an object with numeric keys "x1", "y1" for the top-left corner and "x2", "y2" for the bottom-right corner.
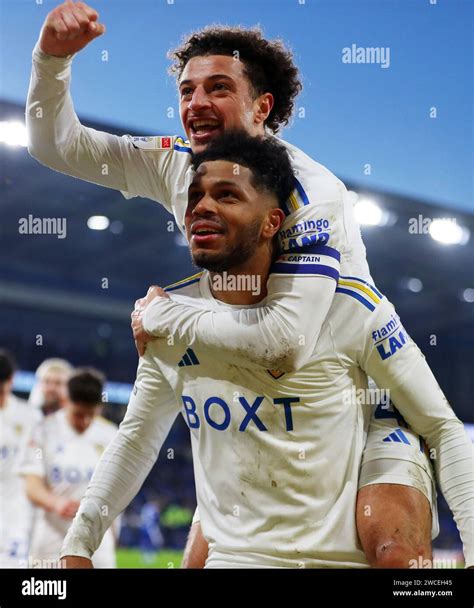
[
  {"x1": 185, "y1": 160, "x2": 283, "y2": 273},
  {"x1": 179, "y1": 55, "x2": 273, "y2": 153}
]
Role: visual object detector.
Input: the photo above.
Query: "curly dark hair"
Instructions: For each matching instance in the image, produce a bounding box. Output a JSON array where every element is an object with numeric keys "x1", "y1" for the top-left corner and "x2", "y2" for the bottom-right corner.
[
  {"x1": 169, "y1": 25, "x2": 302, "y2": 133},
  {"x1": 68, "y1": 368, "x2": 105, "y2": 406},
  {"x1": 191, "y1": 130, "x2": 295, "y2": 209}
]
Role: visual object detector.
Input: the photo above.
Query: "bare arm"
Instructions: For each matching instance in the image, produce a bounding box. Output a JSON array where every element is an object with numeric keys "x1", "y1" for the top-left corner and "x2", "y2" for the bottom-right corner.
[{"x1": 24, "y1": 474, "x2": 80, "y2": 519}]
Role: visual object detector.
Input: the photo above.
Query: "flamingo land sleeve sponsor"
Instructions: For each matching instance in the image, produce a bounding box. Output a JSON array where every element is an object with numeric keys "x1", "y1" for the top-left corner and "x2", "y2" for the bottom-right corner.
[
  {"x1": 278, "y1": 217, "x2": 332, "y2": 251},
  {"x1": 372, "y1": 313, "x2": 409, "y2": 360},
  {"x1": 273, "y1": 217, "x2": 340, "y2": 280}
]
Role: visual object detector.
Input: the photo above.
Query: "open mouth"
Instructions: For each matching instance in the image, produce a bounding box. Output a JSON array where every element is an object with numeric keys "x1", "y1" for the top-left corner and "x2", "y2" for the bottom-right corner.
[
  {"x1": 191, "y1": 222, "x2": 225, "y2": 244},
  {"x1": 192, "y1": 227, "x2": 222, "y2": 236},
  {"x1": 189, "y1": 118, "x2": 221, "y2": 138}
]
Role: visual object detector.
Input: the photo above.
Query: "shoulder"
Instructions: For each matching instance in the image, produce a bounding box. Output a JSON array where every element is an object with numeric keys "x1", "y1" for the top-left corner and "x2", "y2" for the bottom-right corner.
[
  {"x1": 9, "y1": 396, "x2": 42, "y2": 430},
  {"x1": 94, "y1": 415, "x2": 118, "y2": 439},
  {"x1": 10, "y1": 395, "x2": 34, "y2": 418},
  {"x1": 278, "y1": 137, "x2": 346, "y2": 204},
  {"x1": 164, "y1": 271, "x2": 204, "y2": 297},
  {"x1": 325, "y1": 276, "x2": 387, "y2": 353},
  {"x1": 335, "y1": 276, "x2": 384, "y2": 315},
  {"x1": 126, "y1": 134, "x2": 192, "y2": 155}
]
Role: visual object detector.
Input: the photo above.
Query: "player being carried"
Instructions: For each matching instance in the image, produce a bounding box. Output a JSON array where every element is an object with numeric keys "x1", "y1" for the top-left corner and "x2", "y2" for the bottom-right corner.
[{"x1": 27, "y1": 1, "x2": 473, "y2": 567}]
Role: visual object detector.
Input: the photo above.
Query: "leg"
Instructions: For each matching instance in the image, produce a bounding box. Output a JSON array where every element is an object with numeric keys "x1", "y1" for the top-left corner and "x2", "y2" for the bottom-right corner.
[
  {"x1": 181, "y1": 521, "x2": 208, "y2": 568},
  {"x1": 357, "y1": 483, "x2": 432, "y2": 568}
]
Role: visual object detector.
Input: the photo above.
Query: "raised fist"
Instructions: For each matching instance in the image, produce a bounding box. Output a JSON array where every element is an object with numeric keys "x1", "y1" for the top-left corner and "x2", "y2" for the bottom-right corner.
[{"x1": 39, "y1": 1, "x2": 105, "y2": 58}]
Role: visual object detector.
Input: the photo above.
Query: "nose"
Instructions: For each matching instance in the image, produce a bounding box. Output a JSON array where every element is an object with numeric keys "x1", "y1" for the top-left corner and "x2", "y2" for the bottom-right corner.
[
  {"x1": 193, "y1": 194, "x2": 218, "y2": 216},
  {"x1": 188, "y1": 85, "x2": 211, "y2": 112}
]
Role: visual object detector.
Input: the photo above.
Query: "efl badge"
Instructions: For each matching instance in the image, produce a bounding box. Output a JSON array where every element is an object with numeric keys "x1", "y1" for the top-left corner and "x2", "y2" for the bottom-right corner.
[{"x1": 130, "y1": 136, "x2": 174, "y2": 150}]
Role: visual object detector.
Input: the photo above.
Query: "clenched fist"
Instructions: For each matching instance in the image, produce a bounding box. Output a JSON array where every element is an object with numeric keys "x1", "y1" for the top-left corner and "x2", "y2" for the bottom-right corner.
[{"x1": 39, "y1": 1, "x2": 105, "y2": 58}]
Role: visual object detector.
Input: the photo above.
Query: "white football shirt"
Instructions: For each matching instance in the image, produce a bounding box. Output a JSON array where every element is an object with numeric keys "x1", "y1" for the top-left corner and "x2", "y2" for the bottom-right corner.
[
  {"x1": 62, "y1": 272, "x2": 473, "y2": 567},
  {"x1": 0, "y1": 394, "x2": 41, "y2": 567},
  {"x1": 20, "y1": 409, "x2": 117, "y2": 567}
]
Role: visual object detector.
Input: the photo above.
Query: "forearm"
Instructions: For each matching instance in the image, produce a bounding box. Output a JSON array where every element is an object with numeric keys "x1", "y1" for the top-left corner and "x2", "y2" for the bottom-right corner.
[
  {"x1": 24, "y1": 475, "x2": 57, "y2": 512},
  {"x1": 61, "y1": 426, "x2": 160, "y2": 559},
  {"x1": 143, "y1": 274, "x2": 335, "y2": 372},
  {"x1": 61, "y1": 351, "x2": 179, "y2": 560},
  {"x1": 26, "y1": 42, "x2": 127, "y2": 190}
]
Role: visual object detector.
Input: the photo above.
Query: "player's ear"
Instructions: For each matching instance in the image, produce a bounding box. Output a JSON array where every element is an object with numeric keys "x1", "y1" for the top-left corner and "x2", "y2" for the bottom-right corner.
[
  {"x1": 254, "y1": 92, "x2": 274, "y2": 126},
  {"x1": 262, "y1": 207, "x2": 285, "y2": 238}
]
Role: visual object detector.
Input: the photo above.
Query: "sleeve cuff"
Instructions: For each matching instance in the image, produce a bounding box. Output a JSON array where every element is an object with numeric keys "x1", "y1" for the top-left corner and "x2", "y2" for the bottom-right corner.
[
  {"x1": 32, "y1": 40, "x2": 74, "y2": 65},
  {"x1": 142, "y1": 297, "x2": 169, "y2": 336}
]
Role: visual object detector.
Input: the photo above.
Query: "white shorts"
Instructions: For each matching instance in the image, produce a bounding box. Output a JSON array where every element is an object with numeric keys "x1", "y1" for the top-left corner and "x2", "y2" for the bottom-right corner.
[{"x1": 358, "y1": 400, "x2": 439, "y2": 539}]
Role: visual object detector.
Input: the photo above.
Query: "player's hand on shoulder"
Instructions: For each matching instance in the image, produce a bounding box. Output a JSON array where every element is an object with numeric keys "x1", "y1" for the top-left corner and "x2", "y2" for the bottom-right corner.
[
  {"x1": 39, "y1": 1, "x2": 105, "y2": 58},
  {"x1": 60, "y1": 555, "x2": 94, "y2": 568},
  {"x1": 131, "y1": 286, "x2": 169, "y2": 357}
]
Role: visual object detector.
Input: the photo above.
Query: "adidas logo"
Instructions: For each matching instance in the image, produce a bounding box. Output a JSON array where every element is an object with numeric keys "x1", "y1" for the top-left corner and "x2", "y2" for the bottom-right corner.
[
  {"x1": 382, "y1": 428, "x2": 410, "y2": 445},
  {"x1": 178, "y1": 348, "x2": 200, "y2": 367}
]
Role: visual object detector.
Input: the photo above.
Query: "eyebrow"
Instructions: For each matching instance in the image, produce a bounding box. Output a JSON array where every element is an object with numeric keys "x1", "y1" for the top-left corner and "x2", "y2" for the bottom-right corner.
[
  {"x1": 189, "y1": 179, "x2": 242, "y2": 190},
  {"x1": 179, "y1": 74, "x2": 236, "y2": 88}
]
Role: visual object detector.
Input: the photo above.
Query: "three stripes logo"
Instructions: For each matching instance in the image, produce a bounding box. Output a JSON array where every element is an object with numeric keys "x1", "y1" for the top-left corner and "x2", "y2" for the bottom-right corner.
[
  {"x1": 382, "y1": 427, "x2": 411, "y2": 445},
  {"x1": 178, "y1": 348, "x2": 200, "y2": 368}
]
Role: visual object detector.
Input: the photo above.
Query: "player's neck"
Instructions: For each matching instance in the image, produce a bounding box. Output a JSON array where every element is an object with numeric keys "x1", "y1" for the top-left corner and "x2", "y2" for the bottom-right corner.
[{"x1": 209, "y1": 256, "x2": 271, "y2": 305}]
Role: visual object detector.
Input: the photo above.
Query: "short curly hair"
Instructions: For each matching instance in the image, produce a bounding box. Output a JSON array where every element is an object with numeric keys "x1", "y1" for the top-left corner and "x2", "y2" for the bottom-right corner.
[
  {"x1": 169, "y1": 25, "x2": 302, "y2": 133},
  {"x1": 191, "y1": 130, "x2": 295, "y2": 209}
]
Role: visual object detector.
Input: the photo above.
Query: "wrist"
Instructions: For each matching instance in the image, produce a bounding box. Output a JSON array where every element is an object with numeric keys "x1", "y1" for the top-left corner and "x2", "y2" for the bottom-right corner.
[{"x1": 34, "y1": 41, "x2": 74, "y2": 62}]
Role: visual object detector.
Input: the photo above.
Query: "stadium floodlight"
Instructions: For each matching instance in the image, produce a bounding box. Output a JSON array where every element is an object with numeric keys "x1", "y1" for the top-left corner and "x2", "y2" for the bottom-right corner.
[
  {"x1": 87, "y1": 215, "x2": 110, "y2": 230},
  {"x1": 353, "y1": 196, "x2": 393, "y2": 227},
  {"x1": 0, "y1": 120, "x2": 28, "y2": 147},
  {"x1": 109, "y1": 220, "x2": 123, "y2": 234},
  {"x1": 460, "y1": 288, "x2": 474, "y2": 303},
  {"x1": 406, "y1": 277, "x2": 423, "y2": 293},
  {"x1": 429, "y1": 218, "x2": 470, "y2": 246}
]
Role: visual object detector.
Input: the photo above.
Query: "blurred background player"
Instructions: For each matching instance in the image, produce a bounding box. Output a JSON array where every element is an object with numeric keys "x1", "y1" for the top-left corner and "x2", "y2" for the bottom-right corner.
[
  {"x1": 20, "y1": 367, "x2": 118, "y2": 567},
  {"x1": 0, "y1": 349, "x2": 41, "y2": 567},
  {"x1": 139, "y1": 499, "x2": 164, "y2": 564},
  {"x1": 27, "y1": 358, "x2": 73, "y2": 416}
]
